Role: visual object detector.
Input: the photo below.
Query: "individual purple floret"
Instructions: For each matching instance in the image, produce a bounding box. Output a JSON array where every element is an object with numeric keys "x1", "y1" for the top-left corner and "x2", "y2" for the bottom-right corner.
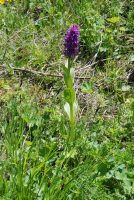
[{"x1": 64, "y1": 25, "x2": 80, "y2": 58}]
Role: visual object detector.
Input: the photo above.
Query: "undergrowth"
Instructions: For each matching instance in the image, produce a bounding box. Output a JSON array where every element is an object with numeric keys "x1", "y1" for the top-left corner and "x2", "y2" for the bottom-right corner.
[{"x1": 0, "y1": 1, "x2": 134, "y2": 200}]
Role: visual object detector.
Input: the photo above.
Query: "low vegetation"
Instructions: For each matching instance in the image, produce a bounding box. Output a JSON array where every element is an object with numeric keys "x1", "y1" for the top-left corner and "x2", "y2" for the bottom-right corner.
[{"x1": 0, "y1": 1, "x2": 134, "y2": 199}]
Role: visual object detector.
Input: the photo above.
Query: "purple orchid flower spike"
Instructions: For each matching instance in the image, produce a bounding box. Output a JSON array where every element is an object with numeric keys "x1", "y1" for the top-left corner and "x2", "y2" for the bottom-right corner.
[{"x1": 64, "y1": 25, "x2": 80, "y2": 58}]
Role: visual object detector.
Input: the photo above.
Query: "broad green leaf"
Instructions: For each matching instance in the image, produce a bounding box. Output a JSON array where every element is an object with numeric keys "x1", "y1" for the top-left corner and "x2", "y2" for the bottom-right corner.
[
  {"x1": 64, "y1": 102, "x2": 70, "y2": 119},
  {"x1": 64, "y1": 88, "x2": 75, "y2": 104},
  {"x1": 25, "y1": 140, "x2": 32, "y2": 146},
  {"x1": 70, "y1": 67, "x2": 75, "y2": 83},
  {"x1": 115, "y1": 171, "x2": 126, "y2": 180},
  {"x1": 81, "y1": 82, "x2": 93, "y2": 93},
  {"x1": 107, "y1": 17, "x2": 120, "y2": 23},
  {"x1": 65, "y1": 59, "x2": 68, "y2": 68},
  {"x1": 106, "y1": 28, "x2": 112, "y2": 33},
  {"x1": 121, "y1": 85, "x2": 131, "y2": 92},
  {"x1": 73, "y1": 101, "x2": 78, "y2": 115},
  {"x1": 63, "y1": 71, "x2": 68, "y2": 86},
  {"x1": 64, "y1": 69, "x2": 73, "y2": 88}
]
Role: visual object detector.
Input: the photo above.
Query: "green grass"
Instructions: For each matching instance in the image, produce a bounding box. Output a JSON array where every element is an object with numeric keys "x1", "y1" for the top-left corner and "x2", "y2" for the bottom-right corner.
[{"x1": 0, "y1": 1, "x2": 134, "y2": 200}]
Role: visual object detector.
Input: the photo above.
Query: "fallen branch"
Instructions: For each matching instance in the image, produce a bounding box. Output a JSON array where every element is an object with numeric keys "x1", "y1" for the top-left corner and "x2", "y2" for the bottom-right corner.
[{"x1": 13, "y1": 68, "x2": 91, "y2": 80}]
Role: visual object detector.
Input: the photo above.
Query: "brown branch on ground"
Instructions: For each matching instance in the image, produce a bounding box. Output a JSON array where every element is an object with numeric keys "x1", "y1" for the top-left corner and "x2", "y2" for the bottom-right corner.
[{"x1": 0, "y1": 65, "x2": 91, "y2": 80}]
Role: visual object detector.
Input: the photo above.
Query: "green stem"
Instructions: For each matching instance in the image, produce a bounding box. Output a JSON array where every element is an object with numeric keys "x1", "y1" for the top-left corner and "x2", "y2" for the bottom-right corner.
[
  {"x1": 64, "y1": 58, "x2": 77, "y2": 142},
  {"x1": 70, "y1": 103, "x2": 74, "y2": 124},
  {"x1": 70, "y1": 104, "x2": 76, "y2": 141}
]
